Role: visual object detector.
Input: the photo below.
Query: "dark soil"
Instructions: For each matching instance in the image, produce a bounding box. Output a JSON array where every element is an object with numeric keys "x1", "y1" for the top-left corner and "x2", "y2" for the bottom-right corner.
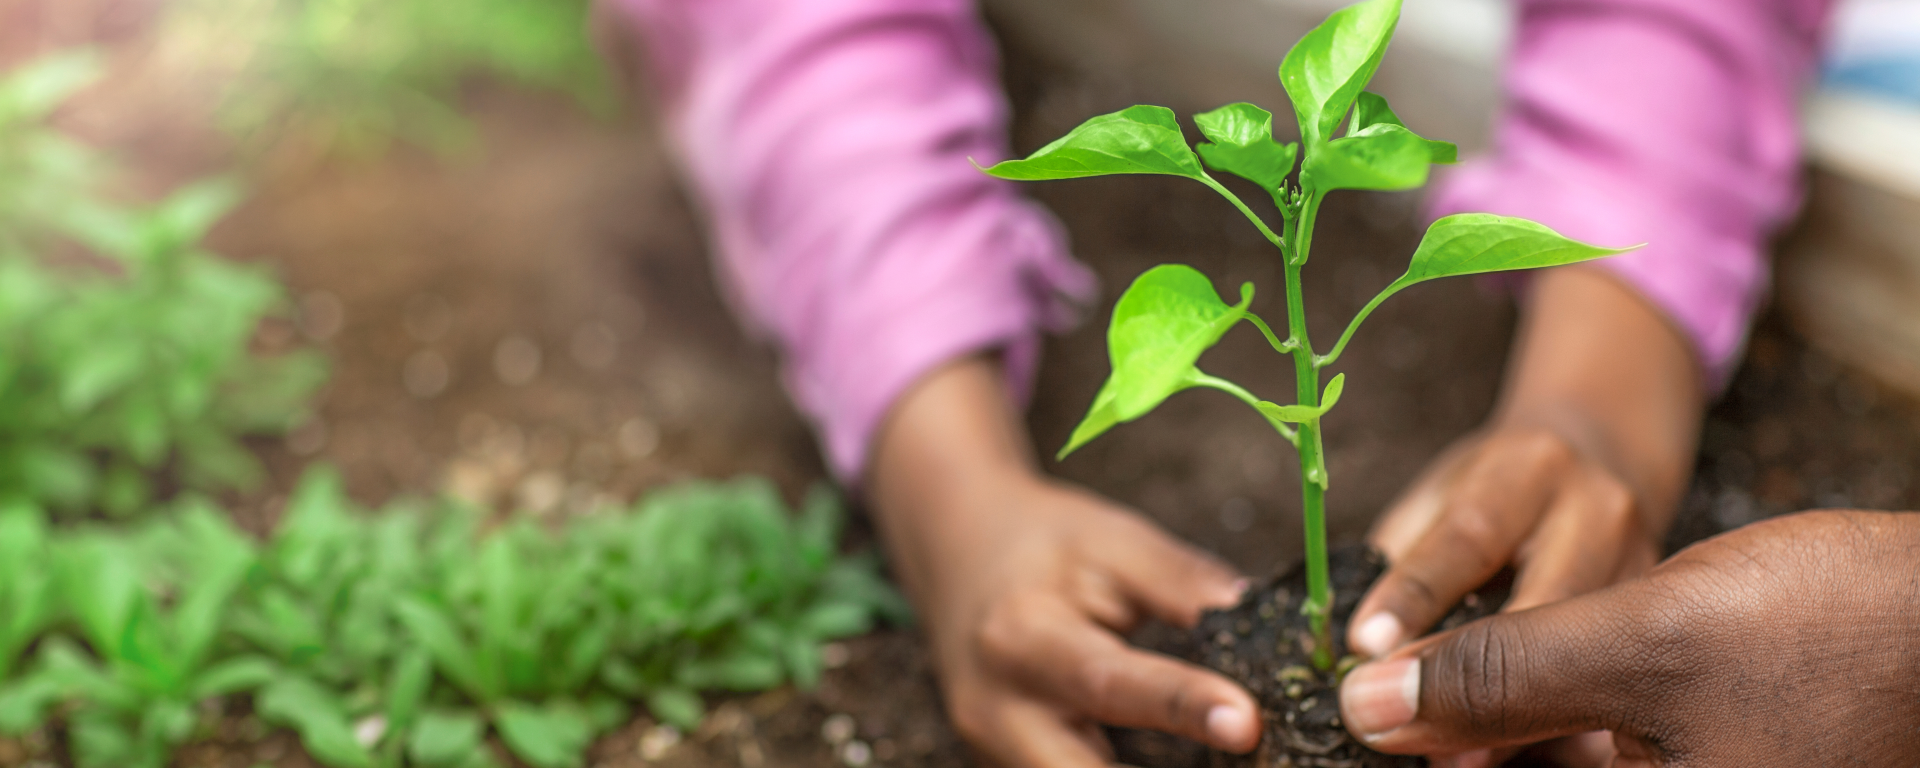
[{"x1": 1110, "y1": 545, "x2": 1506, "y2": 768}]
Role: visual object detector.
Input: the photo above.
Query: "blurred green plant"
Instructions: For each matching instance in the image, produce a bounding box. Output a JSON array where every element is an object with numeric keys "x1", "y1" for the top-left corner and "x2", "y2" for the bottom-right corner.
[
  {"x1": 0, "y1": 469, "x2": 904, "y2": 768},
  {"x1": 0, "y1": 52, "x2": 327, "y2": 517},
  {"x1": 178, "y1": 0, "x2": 608, "y2": 153}
]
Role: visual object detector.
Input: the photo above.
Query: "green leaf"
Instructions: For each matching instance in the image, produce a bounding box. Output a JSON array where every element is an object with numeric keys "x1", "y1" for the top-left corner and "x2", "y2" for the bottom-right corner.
[
  {"x1": 1349, "y1": 92, "x2": 1455, "y2": 163},
  {"x1": 494, "y1": 701, "x2": 592, "y2": 768},
  {"x1": 393, "y1": 596, "x2": 486, "y2": 701},
  {"x1": 644, "y1": 687, "x2": 704, "y2": 730},
  {"x1": 256, "y1": 676, "x2": 375, "y2": 768},
  {"x1": 1253, "y1": 374, "x2": 1347, "y2": 423},
  {"x1": 1194, "y1": 103, "x2": 1298, "y2": 195},
  {"x1": 983, "y1": 106, "x2": 1204, "y2": 181},
  {"x1": 1303, "y1": 123, "x2": 1431, "y2": 191},
  {"x1": 385, "y1": 650, "x2": 434, "y2": 732},
  {"x1": 1279, "y1": 0, "x2": 1401, "y2": 144},
  {"x1": 0, "y1": 50, "x2": 102, "y2": 120},
  {"x1": 1394, "y1": 214, "x2": 1638, "y2": 288},
  {"x1": 0, "y1": 673, "x2": 60, "y2": 734},
  {"x1": 408, "y1": 710, "x2": 486, "y2": 768},
  {"x1": 1059, "y1": 265, "x2": 1250, "y2": 458},
  {"x1": 187, "y1": 656, "x2": 276, "y2": 699}
]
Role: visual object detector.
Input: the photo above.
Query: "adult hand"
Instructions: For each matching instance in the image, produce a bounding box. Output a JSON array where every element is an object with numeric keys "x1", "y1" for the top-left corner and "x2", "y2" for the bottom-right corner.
[
  {"x1": 1341, "y1": 510, "x2": 1920, "y2": 767},
  {"x1": 1349, "y1": 267, "x2": 1704, "y2": 658},
  {"x1": 870, "y1": 357, "x2": 1261, "y2": 767}
]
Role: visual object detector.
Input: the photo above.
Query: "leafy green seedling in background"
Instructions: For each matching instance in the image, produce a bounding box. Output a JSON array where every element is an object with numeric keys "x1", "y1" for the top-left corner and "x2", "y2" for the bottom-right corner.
[
  {"x1": 985, "y1": 0, "x2": 1636, "y2": 669},
  {"x1": 169, "y1": 0, "x2": 608, "y2": 154},
  {"x1": 587, "y1": 480, "x2": 910, "y2": 732},
  {"x1": 0, "y1": 52, "x2": 326, "y2": 518},
  {"x1": 26, "y1": 505, "x2": 275, "y2": 768}
]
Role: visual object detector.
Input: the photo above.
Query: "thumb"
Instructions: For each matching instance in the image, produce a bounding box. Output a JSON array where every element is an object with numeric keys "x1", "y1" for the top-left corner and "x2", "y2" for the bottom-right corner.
[{"x1": 1338, "y1": 585, "x2": 1659, "y2": 756}]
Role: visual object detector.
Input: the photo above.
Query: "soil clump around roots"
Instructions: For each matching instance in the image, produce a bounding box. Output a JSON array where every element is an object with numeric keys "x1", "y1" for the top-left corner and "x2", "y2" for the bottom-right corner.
[{"x1": 1121, "y1": 544, "x2": 1509, "y2": 768}]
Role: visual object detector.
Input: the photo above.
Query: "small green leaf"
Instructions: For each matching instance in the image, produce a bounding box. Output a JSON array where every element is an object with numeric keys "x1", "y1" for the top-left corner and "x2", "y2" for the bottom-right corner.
[
  {"x1": 1059, "y1": 265, "x2": 1250, "y2": 458},
  {"x1": 495, "y1": 701, "x2": 592, "y2": 768},
  {"x1": 385, "y1": 650, "x2": 434, "y2": 732},
  {"x1": 1349, "y1": 92, "x2": 1456, "y2": 163},
  {"x1": 0, "y1": 50, "x2": 102, "y2": 120},
  {"x1": 0, "y1": 673, "x2": 61, "y2": 734},
  {"x1": 644, "y1": 687, "x2": 705, "y2": 730},
  {"x1": 256, "y1": 676, "x2": 375, "y2": 768},
  {"x1": 983, "y1": 106, "x2": 1203, "y2": 181},
  {"x1": 1395, "y1": 214, "x2": 1638, "y2": 287},
  {"x1": 1193, "y1": 103, "x2": 1298, "y2": 195},
  {"x1": 408, "y1": 710, "x2": 486, "y2": 768},
  {"x1": 1279, "y1": 0, "x2": 1402, "y2": 144},
  {"x1": 1253, "y1": 374, "x2": 1347, "y2": 423},
  {"x1": 188, "y1": 656, "x2": 276, "y2": 699},
  {"x1": 1303, "y1": 123, "x2": 1431, "y2": 191}
]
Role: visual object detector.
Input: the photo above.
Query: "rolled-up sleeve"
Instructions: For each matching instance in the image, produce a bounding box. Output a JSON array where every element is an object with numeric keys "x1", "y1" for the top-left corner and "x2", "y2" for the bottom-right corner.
[
  {"x1": 1432, "y1": 0, "x2": 1838, "y2": 390},
  {"x1": 605, "y1": 0, "x2": 1095, "y2": 483}
]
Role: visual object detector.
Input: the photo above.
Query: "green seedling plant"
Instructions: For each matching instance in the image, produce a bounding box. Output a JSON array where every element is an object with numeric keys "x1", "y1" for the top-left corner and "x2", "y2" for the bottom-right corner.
[
  {"x1": 585, "y1": 479, "x2": 910, "y2": 732},
  {"x1": 23, "y1": 504, "x2": 275, "y2": 768},
  {"x1": 0, "y1": 52, "x2": 326, "y2": 517},
  {"x1": 985, "y1": 0, "x2": 1636, "y2": 670}
]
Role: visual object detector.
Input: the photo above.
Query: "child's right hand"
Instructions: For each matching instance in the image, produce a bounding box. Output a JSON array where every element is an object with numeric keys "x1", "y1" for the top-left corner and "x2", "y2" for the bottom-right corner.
[
  {"x1": 1348, "y1": 266, "x2": 1706, "y2": 658},
  {"x1": 870, "y1": 357, "x2": 1261, "y2": 767}
]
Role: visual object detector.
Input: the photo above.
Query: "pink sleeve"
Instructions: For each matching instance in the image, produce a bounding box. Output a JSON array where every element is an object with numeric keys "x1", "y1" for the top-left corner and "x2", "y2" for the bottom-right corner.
[
  {"x1": 604, "y1": 0, "x2": 1095, "y2": 483},
  {"x1": 1431, "y1": 0, "x2": 1838, "y2": 390}
]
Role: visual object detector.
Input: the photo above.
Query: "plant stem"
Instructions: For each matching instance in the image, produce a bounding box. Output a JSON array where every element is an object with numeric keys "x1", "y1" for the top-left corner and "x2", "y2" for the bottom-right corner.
[{"x1": 1288, "y1": 188, "x2": 1335, "y2": 671}]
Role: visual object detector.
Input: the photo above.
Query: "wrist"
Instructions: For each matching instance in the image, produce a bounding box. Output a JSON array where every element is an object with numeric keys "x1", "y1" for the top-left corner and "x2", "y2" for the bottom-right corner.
[
  {"x1": 1494, "y1": 266, "x2": 1705, "y2": 529},
  {"x1": 867, "y1": 355, "x2": 1043, "y2": 602}
]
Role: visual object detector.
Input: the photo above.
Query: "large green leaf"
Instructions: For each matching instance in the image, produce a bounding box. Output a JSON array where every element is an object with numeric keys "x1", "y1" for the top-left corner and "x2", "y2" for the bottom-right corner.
[
  {"x1": 1059, "y1": 265, "x2": 1250, "y2": 459},
  {"x1": 1303, "y1": 123, "x2": 1431, "y2": 191},
  {"x1": 982, "y1": 106, "x2": 1204, "y2": 181},
  {"x1": 1395, "y1": 214, "x2": 1638, "y2": 287},
  {"x1": 1279, "y1": 0, "x2": 1402, "y2": 144},
  {"x1": 1194, "y1": 103, "x2": 1298, "y2": 196},
  {"x1": 1350, "y1": 92, "x2": 1455, "y2": 163},
  {"x1": 495, "y1": 701, "x2": 593, "y2": 768}
]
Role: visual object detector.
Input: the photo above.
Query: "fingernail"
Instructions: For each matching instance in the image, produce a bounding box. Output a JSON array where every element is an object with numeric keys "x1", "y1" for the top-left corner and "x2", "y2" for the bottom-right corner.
[
  {"x1": 1341, "y1": 657, "x2": 1419, "y2": 738},
  {"x1": 1353, "y1": 612, "x2": 1404, "y2": 657},
  {"x1": 1218, "y1": 578, "x2": 1251, "y2": 606},
  {"x1": 1451, "y1": 749, "x2": 1493, "y2": 768},
  {"x1": 1205, "y1": 704, "x2": 1254, "y2": 746}
]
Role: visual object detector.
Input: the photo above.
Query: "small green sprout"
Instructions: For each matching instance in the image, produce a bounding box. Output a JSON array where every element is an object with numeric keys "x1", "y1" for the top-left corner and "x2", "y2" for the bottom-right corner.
[{"x1": 984, "y1": 0, "x2": 1636, "y2": 669}]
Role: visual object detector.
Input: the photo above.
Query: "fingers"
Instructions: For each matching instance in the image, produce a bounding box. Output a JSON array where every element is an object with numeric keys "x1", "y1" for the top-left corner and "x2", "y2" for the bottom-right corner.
[
  {"x1": 979, "y1": 592, "x2": 1261, "y2": 753},
  {"x1": 1093, "y1": 514, "x2": 1247, "y2": 628},
  {"x1": 1350, "y1": 431, "x2": 1573, "y2": 656},
  {"x1": 972, "y1": 698, "x2": 1113, "y2": 768},
  {"x1": 1505, "y1": 467, "x2": 1646, "y2": 613},
  {"x1": 1340, "y1": 586, "x2": 1653, "y2": 755}
]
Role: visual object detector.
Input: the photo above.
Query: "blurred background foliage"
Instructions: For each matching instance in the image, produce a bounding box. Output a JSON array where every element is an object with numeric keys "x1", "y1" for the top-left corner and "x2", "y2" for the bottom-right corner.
[{"x1": 168, "y1": 0, "x2": 607, "y2": 153}]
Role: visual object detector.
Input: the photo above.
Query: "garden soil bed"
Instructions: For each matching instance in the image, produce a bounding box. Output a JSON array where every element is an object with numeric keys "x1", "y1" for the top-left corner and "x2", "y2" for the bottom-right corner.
[{"x1": 7, "y1": 3, "x2": 1920, "y2": 767}]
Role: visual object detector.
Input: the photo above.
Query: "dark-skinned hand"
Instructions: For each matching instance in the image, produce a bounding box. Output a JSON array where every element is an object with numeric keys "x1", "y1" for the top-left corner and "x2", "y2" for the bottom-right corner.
[{"x1": 1342, "y1": 509, "x2": 1920, "y2": 767}]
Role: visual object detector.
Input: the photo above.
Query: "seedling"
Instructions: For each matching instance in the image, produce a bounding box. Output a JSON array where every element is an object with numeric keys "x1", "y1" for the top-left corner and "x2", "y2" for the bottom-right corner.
[
  {"x1": 985, "y1": 0, "x2": 1635, "y2": 669},
  {"x1": 0, "y1": 52, "x2": 326, "y2": 517}
]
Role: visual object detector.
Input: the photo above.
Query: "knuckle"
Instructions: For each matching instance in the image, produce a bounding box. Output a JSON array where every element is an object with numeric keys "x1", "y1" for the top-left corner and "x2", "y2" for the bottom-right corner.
[
  {"x1": 975, "y1": 595, "x2": 1046, "y2": 663},
  {"x1": 1072, "y1": 655, "x2": 1121, "y2": 704},
  {"x1": 1430, "y1": 620, "x2": 1531, "y2": 739},
  {"x1": 1432, "y1": 512, "x2": 1506, "y2": 573},
  {"x1": 1503, "y1": 427, "x2": 1576, "y2": 473}
]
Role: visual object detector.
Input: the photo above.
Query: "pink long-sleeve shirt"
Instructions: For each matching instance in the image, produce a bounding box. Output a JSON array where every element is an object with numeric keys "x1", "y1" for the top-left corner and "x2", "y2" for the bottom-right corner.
[{"x1": 608, "y1": 0, "x2": 1833, "y2": 484}]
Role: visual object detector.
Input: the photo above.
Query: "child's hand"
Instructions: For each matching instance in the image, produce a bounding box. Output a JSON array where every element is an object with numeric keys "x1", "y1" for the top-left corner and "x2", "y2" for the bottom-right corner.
[
  {"x1": 870, "y1": 358, "x2": 1260, "y2": 767},
  {"x1": 1340, "y1": 509, "x2": 1920, "y2": 767},
  {"x1": 1349, "y1": 267, "x2": 1704, "y2": 658}
]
